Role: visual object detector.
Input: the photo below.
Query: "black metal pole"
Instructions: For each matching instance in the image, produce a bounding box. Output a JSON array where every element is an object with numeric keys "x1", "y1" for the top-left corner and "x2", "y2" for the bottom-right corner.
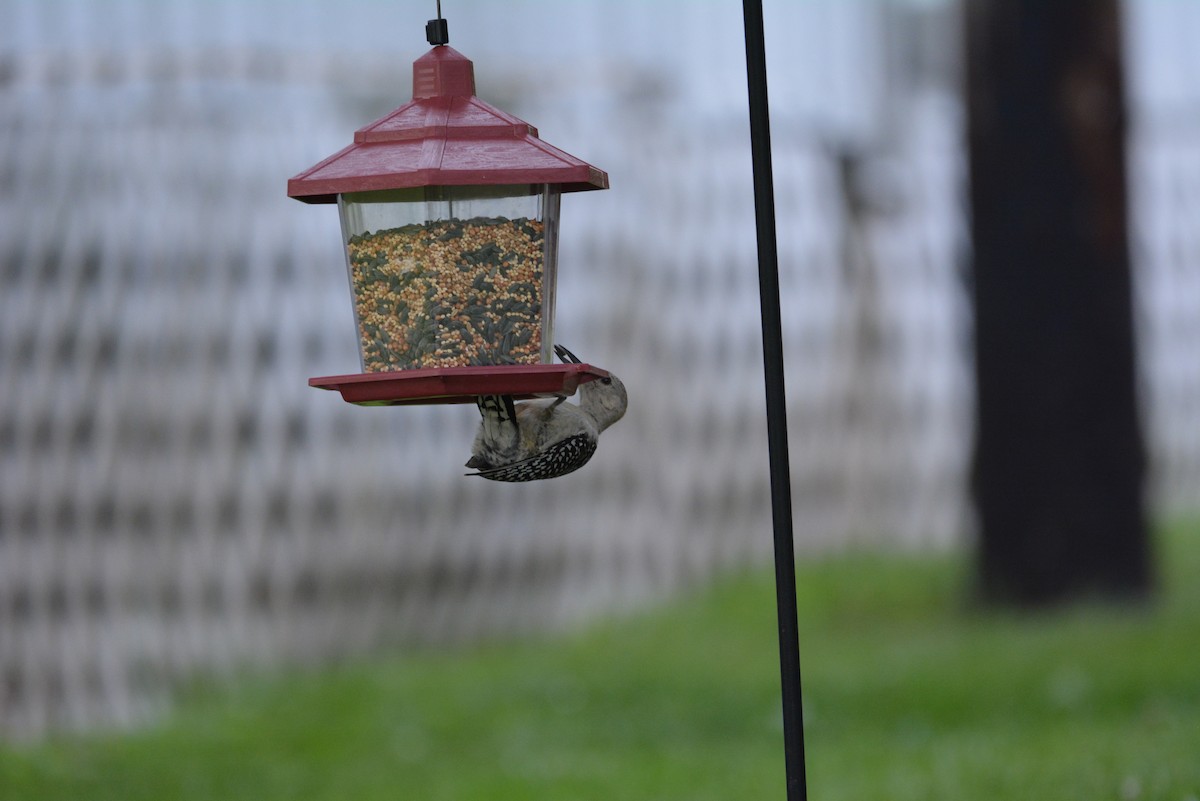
[{"x1": 741, "y1": 1, "x2": 808, "y2": 799}]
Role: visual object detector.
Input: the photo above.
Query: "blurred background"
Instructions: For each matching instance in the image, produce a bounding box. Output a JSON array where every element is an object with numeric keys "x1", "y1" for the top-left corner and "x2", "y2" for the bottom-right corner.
[{"x1": 0, "y1": 0, "x2": 1198, "y2": 741}]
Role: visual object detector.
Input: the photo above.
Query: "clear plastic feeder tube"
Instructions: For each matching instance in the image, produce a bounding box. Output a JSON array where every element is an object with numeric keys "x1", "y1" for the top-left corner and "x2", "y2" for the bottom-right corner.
[{"x1": 338, "y1": 184, "x2": 560, "y2": 372}]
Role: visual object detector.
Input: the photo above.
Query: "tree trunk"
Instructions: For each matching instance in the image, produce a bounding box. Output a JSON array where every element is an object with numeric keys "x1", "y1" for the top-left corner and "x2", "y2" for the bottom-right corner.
[{"x1": 964, "y1": 0, "x2": 1151, "y2": 605}]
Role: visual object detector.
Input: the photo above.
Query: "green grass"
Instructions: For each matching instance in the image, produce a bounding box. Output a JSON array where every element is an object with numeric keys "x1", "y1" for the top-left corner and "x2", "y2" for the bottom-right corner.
[{"x1": 2, "y1": 523, "x2": 1199, "y2": 801}]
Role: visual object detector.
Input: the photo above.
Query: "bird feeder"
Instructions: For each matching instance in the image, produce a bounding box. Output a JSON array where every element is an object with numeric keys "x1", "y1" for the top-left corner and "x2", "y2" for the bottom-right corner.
[{"x1": 289, "y1": 16, "x2": 610, "y2": 405}]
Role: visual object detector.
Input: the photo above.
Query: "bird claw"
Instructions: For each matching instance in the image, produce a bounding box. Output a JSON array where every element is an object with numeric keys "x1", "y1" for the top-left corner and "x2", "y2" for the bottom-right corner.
[{"x1": 554, "y1": 344, "x2": 582, "y2": 364}]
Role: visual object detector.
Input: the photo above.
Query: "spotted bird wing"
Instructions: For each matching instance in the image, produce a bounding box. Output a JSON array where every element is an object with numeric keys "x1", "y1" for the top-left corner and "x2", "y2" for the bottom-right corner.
[{"x1": 465, "y1": 433, "x2": 598, "y2": 482}]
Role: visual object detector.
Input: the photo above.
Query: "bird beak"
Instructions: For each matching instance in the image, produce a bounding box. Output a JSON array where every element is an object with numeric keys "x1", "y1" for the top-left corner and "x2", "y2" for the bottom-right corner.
[{"x1": 554, "y1": 344, "x2": 582, "y2": 364}]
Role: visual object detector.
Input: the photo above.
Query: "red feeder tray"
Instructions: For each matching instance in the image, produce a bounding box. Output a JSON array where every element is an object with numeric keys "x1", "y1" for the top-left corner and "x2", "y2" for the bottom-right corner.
[{"x1": 309, "y1": 363, "x2": 609, "y2": 406}]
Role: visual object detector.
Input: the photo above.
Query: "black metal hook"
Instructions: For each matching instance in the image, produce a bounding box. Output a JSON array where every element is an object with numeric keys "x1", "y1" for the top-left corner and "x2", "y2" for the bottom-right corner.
[{"x1": 426, "y1": 0, "x2": 448, "y2": 45}]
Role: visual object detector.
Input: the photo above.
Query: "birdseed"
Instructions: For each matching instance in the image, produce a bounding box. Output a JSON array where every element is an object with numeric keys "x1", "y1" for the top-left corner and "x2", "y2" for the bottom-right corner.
[{"x1": 346, "y1": 216, "x2": 546, "y2": 372}]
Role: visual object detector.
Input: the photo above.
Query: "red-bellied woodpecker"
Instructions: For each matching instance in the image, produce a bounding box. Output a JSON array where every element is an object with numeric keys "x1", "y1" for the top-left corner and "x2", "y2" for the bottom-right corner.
[{"x1": 465, "y1": 345, "x2": 627, "y2": 482}]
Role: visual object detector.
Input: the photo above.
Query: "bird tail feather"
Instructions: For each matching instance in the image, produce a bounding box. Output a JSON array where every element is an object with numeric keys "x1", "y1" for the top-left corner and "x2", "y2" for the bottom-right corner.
[{"x1": 474, "y1": 394, "x2": 519, "y2": 458}]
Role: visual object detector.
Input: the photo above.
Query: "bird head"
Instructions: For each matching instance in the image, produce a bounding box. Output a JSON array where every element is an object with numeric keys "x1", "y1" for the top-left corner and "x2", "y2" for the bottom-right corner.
[
  {"x1": 580, "y1": 372, "x2": 627, "y2": 432},
  {"x1": 555, "y1": 345, "x2": 627, "y2": 433}
]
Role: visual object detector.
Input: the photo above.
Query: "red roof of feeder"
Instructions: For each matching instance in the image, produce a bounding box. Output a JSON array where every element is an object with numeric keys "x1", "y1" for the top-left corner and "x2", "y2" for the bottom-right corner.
[{"x1": 288, "y1": 46, "x2": 608, "y2": 203}]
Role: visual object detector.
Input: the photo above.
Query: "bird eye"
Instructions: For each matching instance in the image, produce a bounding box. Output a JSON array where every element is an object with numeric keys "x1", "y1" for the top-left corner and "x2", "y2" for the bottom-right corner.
[{"x1": 600, "y1": 377, "x2": 612, "y2": 385}]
